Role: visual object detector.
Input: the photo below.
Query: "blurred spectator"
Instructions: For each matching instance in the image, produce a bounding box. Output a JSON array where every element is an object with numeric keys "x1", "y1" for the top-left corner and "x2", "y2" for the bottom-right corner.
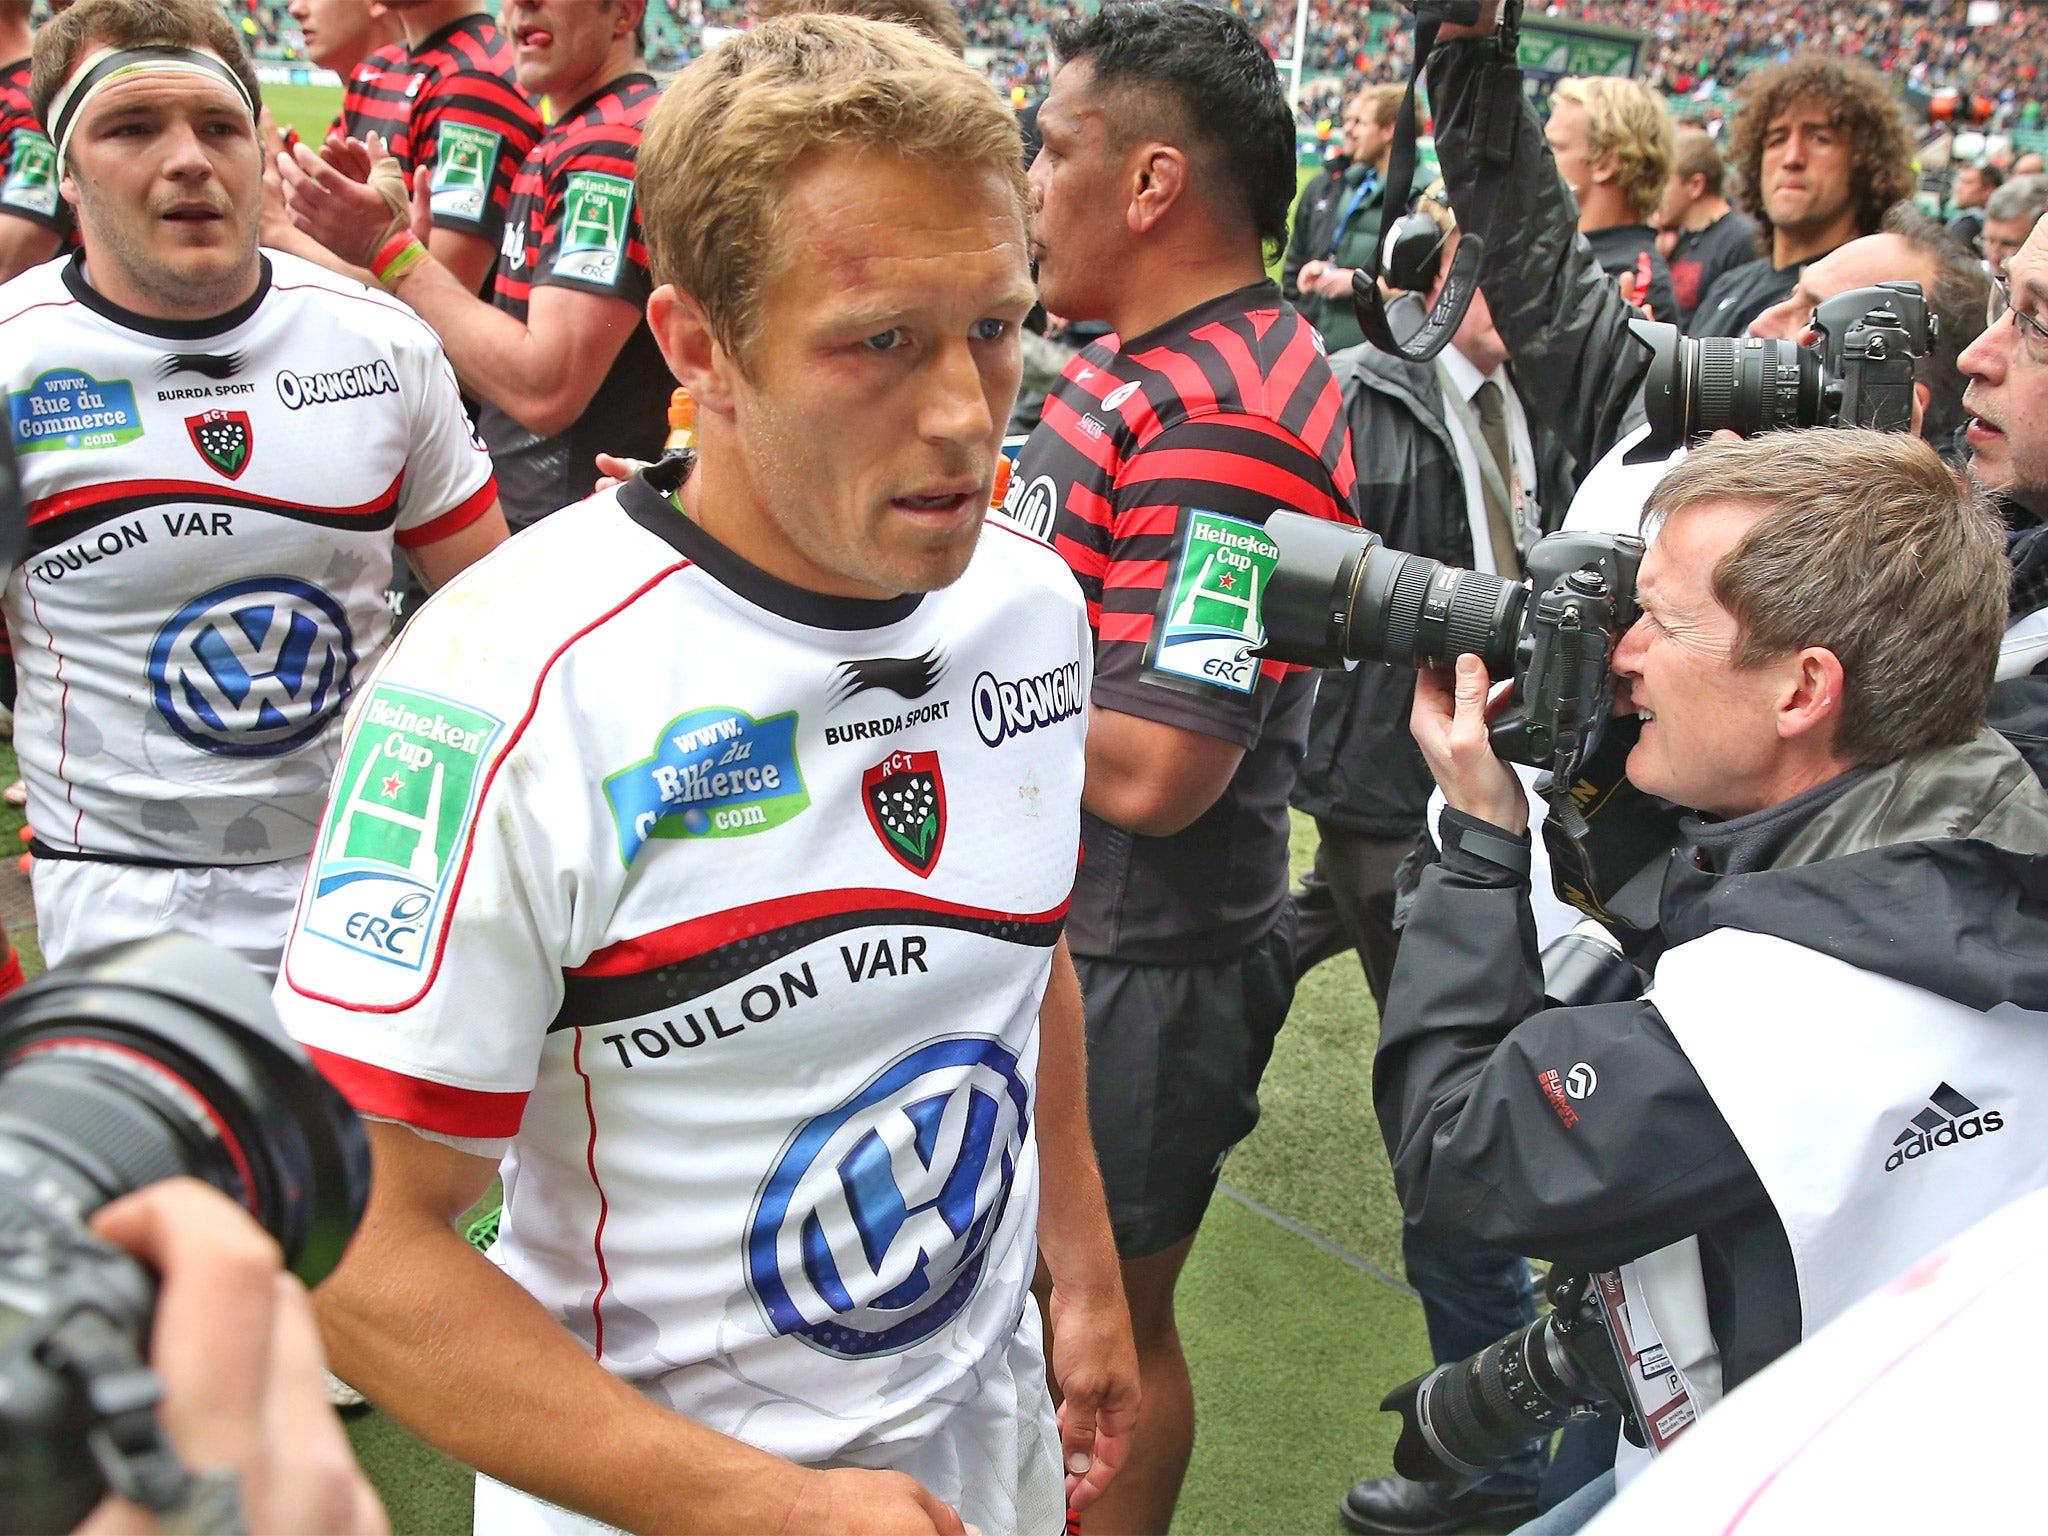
[
  {"x1": 1949, "y1": 160, "x2": 2002, "y2": 254},
  {"x1": 2017, "y1": 151, "x2": 2047, "y2": 176},
  {"x1": 1984, "y1": 174, "x2": 2048, "y2": 279},
  {"x1": 1284, "y1": 82, "x2": 1401, "y2": 353},
  {"x1": 1690, "y1": 55, "x2": 1916, "y2": 338},
  {"x1": 1657, "y1": 124, "x2": 1757, "y2": 328},
  {"x1": 1547, "y1": 74, "x2": 1679, "y2": 323}
]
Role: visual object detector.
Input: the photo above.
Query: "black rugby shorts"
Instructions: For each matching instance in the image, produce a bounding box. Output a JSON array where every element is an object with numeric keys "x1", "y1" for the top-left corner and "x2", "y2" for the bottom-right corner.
[{"x1": 1073, "y1": 908, "x2": 1296, "y2": 1260}]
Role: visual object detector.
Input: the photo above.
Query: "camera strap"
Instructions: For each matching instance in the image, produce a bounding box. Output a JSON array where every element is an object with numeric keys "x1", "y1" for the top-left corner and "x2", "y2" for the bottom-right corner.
[{"x1": 1350, "y1": 3, "x2": 1523, "y2": 362}]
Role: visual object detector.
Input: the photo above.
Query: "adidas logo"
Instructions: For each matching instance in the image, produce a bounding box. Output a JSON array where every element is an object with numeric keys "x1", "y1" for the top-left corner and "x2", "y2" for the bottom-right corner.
[{"x1": 1883, "y1": 1082, "x2": 2004, "y2": 1172}]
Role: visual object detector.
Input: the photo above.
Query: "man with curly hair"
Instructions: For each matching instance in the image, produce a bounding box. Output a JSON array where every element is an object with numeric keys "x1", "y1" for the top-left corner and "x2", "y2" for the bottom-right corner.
[{"x1": 1689, "y1": 54, "x2": 1916, "y2": 339}]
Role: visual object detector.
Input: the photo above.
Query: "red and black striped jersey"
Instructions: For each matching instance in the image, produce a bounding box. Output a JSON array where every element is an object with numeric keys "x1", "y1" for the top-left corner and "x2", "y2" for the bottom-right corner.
[
  {"x1": 475, "y1": 72, "x2": 667, "y2": 527},
  {"x1": 1007, "y1": 281, "x2": 1358, "y2": 962},
  {"x1": 338, "y1": 15, "x2": 538, "y2": 247},
  {"x1": 0, "y1": 57, "x2": 70, "y2": 238}
]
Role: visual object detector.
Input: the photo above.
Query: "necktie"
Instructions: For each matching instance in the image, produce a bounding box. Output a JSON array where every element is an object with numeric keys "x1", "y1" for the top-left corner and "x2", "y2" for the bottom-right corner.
[{"x1": 1473, "y1": 379, "x2": 1523, "y2": 577}]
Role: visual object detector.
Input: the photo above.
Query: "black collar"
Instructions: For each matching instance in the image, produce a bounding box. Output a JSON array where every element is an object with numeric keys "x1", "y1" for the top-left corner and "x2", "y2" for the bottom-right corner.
[
  {"x1": 63, "y1": 252, "x2": 271, "y2": 340},
  {"x1": 621, "y1": 456, "x2": 926, "y2": 632}
]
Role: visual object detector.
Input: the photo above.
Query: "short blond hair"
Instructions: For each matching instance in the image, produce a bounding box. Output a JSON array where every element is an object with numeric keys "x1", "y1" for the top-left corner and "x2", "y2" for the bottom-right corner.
[
  {"x1": 638, "y1": 15, "x2": 1025, "y2": 363},
  {"x1": 1643, "y1": 430, "x2": 2006, "y2": 766},
  {"x1": 1552, "y1": 76, "x2": 1675, "y2": 224}
]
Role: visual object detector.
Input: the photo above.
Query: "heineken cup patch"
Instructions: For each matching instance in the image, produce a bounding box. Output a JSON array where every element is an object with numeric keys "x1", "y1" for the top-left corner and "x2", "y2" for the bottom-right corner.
[
  {"x1": 1, "y1": 130, "x2": 57, "y2": 219},
  {"x1": 553, "y1": 170, "x2": 633, "y2": 286},
  {"x1": 862, "y1": 750, "x2": 946, "y2": 877},
  {"x1": 429, "y1": 122, "x2": 501, "y2": 225},
  {"x1": 1145, "y1": 509, "x2": 1279, "y2": 696},
  {"x1": 186, "y1": 410, "x2": 251, "y2": 479},
  {"x1": 304, "y1": 684, "x2": 505, "y2": 969}
]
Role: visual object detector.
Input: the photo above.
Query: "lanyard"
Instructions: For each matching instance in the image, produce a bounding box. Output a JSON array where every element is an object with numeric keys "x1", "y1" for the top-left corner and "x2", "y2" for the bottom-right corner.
[{"x1": 1328, "y1": 173, "x2": 1378, "y2": 260}]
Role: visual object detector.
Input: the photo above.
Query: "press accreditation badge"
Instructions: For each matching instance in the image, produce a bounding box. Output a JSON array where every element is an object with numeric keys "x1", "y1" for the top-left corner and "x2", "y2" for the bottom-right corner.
[
  {"x1": 1142, "y1": 508, "x2": 1279, "y2": 696},
  {"x1": 1595, "y1": 1268, "x2": 1704, "y2": 1455}
]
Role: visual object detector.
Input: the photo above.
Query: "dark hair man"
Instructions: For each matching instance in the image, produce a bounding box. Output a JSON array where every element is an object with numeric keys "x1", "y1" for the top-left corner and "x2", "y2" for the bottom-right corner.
[
  {"x1": 1689, "y1": 55, "x2": 1915, "y2": 339},
  {"x1": 0, "y1": 0, "x2": 68, "y2": 280},
  {"x1": 1949, "y1": 159, "x2": 2002, "y2": 255},
  {"x1": 1388, "y1": 429, "x2": 2047, "y2": 1528},
  {"x1": 1980, "y1": 172, "x2": 2048, "y2": 279},
  {"x1": 1657, "y1": 125, "x2": 1756, "y2": 329},
  {"x1": 1300, "y1": 196, "x2": 1575, "y2": 1536},
  {"x1": 283, "y1": 0, "x2": 670, "y2": 529},
  {"x1": 1010, "y1": 3, "x2": 1358, "y2": 1527},
  {"x1": 1545, "y1": 74, "x2": 1678, "y2": 324},
  {"x1": 8, "y1": 0, "x2": 506, "y2": 978},
  {"x1": 1285, "y1": 81, "x2": 1402, "y2": 352},
  {"x1": 274, "y1": 17, "x2": 1136, "y2": 1535}
]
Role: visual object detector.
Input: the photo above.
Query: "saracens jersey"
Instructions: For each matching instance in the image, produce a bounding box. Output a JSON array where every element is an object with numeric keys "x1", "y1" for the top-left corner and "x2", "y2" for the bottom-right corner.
[
  {"x1": 0, "y1": 57, "x2": 70, "y2": 241},
  {"x1": 338, "y1": 14, "x2": 539, "y2": 258},
  {"x1": 275, "y1": 464, "x2": 1090, "y2": 1517},
  {"x1": 1007, "y1": 279, "x2": 1357, "y2": 962},
  {"x1": 0, "y1": 249, "x2": 497, "y2": 866},
  {"x1": 477, "y1": 71, "x2": 667, "y2": 526}
]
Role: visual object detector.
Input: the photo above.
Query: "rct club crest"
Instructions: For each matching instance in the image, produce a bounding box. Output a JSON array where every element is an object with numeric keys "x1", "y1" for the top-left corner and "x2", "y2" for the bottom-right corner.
[
  {"x1": 147, "y1": 577, "x2": 355, "y2": 756},
  {"x1": 862, "y1": 749, "x2": 945, "y2": 877},
  {"x1": 747, "y1": 1037, "x2": 1029, "y2": 1358},
  {"x1": 186, "y1": 409, "x2": 251, "y2": 479}
]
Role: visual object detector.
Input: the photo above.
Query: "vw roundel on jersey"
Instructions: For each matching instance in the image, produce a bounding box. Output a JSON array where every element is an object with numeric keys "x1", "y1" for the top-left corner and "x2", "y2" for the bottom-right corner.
[
  {"x1": 0, "y1": 252, "x2": 497, "y2": 865},
  {"x1": 276, "y1": 472, "x2": 1092, "y2": 1468}
]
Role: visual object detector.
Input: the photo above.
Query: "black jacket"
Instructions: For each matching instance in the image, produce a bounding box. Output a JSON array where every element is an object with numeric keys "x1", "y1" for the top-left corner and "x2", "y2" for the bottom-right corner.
[
  {"x1": 1377, "y1": 731, "x2": 2048, "y2": 1391},
  {"x1": 1423, "y1": 36, "x2": 1649, "y2": 476},
  {"x1": 1292, "y1": 342, "x2": 1576, "y2": 837}
]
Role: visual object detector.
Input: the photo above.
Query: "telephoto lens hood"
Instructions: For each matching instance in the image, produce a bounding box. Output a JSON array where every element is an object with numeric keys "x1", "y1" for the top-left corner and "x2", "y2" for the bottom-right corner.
[{"x1": 0, "y1": 933, "x2": 370, "y2": 1285}]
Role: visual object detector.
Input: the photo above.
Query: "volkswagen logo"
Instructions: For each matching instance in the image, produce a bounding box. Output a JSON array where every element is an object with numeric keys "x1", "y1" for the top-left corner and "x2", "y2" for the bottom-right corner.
[
  {"x1": 148, "y1": 577, "x2": 357, "y2": 757},
  {"x1": 747, "y1": 1036, "x2": 1029, "y2": 1359}
]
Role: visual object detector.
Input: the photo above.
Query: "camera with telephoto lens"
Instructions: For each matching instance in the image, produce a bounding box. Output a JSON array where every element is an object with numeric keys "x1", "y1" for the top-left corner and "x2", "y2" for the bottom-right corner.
[
  {"x1": 0, "y1": 935, "x2": 370, "y2": 1534},
  {"x1": 1259, "y1": 518, "x2": 1644, "y2": 804},
  {"x1": 1626, "y1": 281, "x2": 1933, "y2": 463},
  {"x1": 1382, "y1": 1270, "x2": 1632, "y2": 1482}
]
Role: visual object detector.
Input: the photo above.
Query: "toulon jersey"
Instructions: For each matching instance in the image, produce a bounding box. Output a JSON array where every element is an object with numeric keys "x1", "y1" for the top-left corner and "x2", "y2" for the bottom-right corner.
[
  {"x1": 275, "y1": 468, "x2": 1091, "y2": 1470},
  {"x1": 0, "y1": 251, "x2": 498, "y2": 865}
]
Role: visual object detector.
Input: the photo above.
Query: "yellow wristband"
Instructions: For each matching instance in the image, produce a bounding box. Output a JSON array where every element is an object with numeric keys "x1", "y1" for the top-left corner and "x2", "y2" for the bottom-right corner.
[{"x1": 372, "y1": 232, "x2": 427, "y2": 289}]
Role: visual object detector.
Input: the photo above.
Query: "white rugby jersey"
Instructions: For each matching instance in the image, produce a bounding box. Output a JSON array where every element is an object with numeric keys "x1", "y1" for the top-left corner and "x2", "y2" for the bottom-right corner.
[
  {"x1": 276, "y1": 469, "x2": 1091, "y2": 1477},
  {"x1": 0, "y1": 250, "x2": 497, "y2": 865}
]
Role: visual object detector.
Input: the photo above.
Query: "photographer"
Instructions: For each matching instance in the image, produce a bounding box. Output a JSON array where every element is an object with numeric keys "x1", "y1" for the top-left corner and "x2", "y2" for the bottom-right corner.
[
  {"x1": 1382, "y1": 429, "x2": 2048, "y2": 1530},
  {"x1": 1980, "y1": 174, "x2": 2048, "y2": 280}
]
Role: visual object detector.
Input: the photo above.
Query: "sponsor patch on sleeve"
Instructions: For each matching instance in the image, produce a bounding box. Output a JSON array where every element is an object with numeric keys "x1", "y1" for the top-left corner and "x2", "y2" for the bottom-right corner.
[
  {"x1": 1142, "y1": 509, "x2": 1278, "y2": 696},
  {"x1": 429, "y1": 122, "x2": 501, "y2": 225},
  {"x1": 303, "y1": 683, "x2": 505, "y2": 970},
  {"x1": 1, "y1": 129, "x2": 57, "y2": 219},
  {"x1": 603, "y1": 706, "x2": 808, "y2": 863},
  {"x1": 551, "y1": 169, "x2": 634, "y2": 286}
]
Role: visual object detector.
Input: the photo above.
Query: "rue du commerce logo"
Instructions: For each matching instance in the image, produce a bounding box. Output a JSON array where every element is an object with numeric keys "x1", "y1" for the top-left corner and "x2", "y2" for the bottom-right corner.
[{"x1": 1885, "y1": 1082, "x2": 2004, "y2": 1173}]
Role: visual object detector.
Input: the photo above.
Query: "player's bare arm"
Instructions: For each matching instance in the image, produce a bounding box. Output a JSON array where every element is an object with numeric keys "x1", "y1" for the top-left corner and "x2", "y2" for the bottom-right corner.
[
  {"x1": 407, "y1": 498, "x2": 509, "y2": 588},
  {"x1": 1032, "y1": 937, "x2": 1141, "y2": 1511},
  {"x1": 1082, "y1": 708, "x2": 1246, "y2": 837}
]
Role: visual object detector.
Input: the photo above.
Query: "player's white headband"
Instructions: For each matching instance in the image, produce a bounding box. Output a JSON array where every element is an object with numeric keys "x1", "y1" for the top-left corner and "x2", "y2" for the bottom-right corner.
[{"x1": 46, "y1": 45, "x2": 257, "y2": 169}]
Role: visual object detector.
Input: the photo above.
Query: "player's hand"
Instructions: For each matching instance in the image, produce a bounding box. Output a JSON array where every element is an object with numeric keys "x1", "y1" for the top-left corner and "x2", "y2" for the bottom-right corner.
[
  {"x1": 593, "y1": 454, "x2": 652, "y2": 493},
  {"x1": 256, "y1": 108, "x2": 297, "y2": 248},
  {"x1": 73, "y1": 1180, "x2": 388, "y2": 1536},
  {"x1": 775, "y1": 1467, "x2": 973, "y2": 1535},
  {"x1": 280, "y1": 136, "x2": 407, "y2": 269},
  {"x1": 318, "y1": 134, "x2": 375, "y2": 185},
  {"x1": 1047, "y1": 1281, "x2": 1139, "y2": 1512},
  {"x1": 1411, "y1": 654, "x2": 1528, "y2": 836}
]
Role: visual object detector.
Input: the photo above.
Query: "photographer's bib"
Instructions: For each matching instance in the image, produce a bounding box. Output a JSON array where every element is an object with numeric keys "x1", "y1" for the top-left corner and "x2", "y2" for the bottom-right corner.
[{"x1": 1609, "y1": 925, "x2": 2048, "y2": 1483}]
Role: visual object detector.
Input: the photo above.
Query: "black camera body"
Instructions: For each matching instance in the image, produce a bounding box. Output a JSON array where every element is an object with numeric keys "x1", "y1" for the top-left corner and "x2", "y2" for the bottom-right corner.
[
  {"x1": 1629, "y1": 281, "x2": 1933, "y2": 462},
  {"x1": 1259, "y1": 514, "x2": 1643, "y2": 795},
  {"x1": 0, "y1": 936, "x2": 370, "y2": 1533}
]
